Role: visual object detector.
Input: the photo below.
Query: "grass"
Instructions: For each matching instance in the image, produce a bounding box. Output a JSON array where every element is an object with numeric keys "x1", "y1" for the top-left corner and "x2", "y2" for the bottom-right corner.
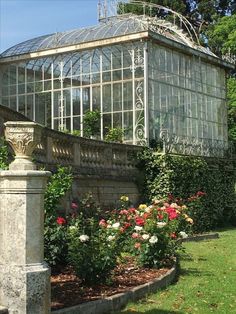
[{"x1": 115, "y1": 228, "x2": 236, "y2": 314}]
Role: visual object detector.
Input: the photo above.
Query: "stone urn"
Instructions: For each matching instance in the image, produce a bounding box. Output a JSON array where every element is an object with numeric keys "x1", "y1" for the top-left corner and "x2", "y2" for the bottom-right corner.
[{"x1": 4, "y1": 121, "x2": 42, "y2": 170}]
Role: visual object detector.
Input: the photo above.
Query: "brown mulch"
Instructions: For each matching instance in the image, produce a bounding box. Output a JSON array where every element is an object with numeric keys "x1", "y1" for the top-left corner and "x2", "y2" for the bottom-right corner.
[{"x1": 51, "y1": 257, "x2": 171, "y2": 311}]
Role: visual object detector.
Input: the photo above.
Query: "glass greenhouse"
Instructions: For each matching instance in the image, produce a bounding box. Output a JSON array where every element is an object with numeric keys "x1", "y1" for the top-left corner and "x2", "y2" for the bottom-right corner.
[{"x1": 0, "y1": 1, "x2": 233, "y2": 156}]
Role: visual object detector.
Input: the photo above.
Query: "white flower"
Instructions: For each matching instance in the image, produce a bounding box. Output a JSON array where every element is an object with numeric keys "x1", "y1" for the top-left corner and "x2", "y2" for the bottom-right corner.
[
  {"x1": 170, "y1": 203, "x2": 178, "y2": 208},
  {"x1": 145, "y1": 206, "x2": 152, "y2": 213},
  {"x1": 112, "y1": 222, "x2": 120, "y2": 229},
  {"x1": 179, "y1": 231, "x2": 188, "y2": 239},
  {"x1": 79, "y1": 234, "x2": 89, "y2": 242},
  {"x1": 142, "y1": 234, "x2": 150, "y2": 240},
  {"x1": 149, "y1": 235, "x2": 158, "y2": 244},
  {"x1": 134, "y1": 225, "x2": 143, "y2": 231},
  {"x1": 157, "y1": 222, "x2": 167, "y2": 228},
  {"x1": 107, "y1": 235, "x2": 116, "y2": 241}
]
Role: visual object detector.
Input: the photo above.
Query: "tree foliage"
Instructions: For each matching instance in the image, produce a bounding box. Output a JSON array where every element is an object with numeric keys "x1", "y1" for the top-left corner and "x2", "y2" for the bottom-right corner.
[{"x1": 121, "y1": 0, "x2": 235, "y2": 32}]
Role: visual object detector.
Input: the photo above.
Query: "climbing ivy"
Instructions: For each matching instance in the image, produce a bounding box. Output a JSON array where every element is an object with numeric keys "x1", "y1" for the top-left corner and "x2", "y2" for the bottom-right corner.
[{"x1": 0, "y1": 138, "x2": 9, "y2": 170}]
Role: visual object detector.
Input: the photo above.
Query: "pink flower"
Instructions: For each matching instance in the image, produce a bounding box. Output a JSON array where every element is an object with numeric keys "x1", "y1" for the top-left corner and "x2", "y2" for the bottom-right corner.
[
  {"x1": 71, "y1": 202, "x2": 78, "y2": 209},
  {"x1": 131, "y1": 232, "x2": 139, "y2": 239},
  {"x1": 134, "y1": 242, "x2": 141, "y2": 249},
  {"x1": 120, "y1": 209, "x2": 129, "y2": 215},
  {"x1": 99, "y1": 219, "x2": 107, "y2": 227},
  {"x1": 56, "y1": 217, "x2": 66, "y2": 225},
  {"x1": 171, "y1": 232, "x2": 177, "y2": 239}
]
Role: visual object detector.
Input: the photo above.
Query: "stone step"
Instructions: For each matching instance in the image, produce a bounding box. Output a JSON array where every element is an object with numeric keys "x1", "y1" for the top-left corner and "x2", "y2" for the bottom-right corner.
[{"x1": 0, "y1": 306, "x2": 8, "y2": 314}]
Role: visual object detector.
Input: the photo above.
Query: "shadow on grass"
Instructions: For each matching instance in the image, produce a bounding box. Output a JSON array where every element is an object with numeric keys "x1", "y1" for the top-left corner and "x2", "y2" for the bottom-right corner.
[
  {"x1": 121, "y1": 310, "x2": 184, "y2": 314},
  {"x1": 179, "y1": 267, "x2": 212, "y2": 277}
]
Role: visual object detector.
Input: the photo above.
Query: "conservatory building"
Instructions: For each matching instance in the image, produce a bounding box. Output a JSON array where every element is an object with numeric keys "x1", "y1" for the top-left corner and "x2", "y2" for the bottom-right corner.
[{"x1": 0, "y1": 3, "x2": 233, "y2": 156}]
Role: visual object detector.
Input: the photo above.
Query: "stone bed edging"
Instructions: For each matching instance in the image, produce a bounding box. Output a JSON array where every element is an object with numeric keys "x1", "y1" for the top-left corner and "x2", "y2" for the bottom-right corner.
[
  {"x1": 52, "y1": 263, "x2": 177, "y2": 314},
  {"x1": 181, "y1": 232, "x2": 219, "y2": 242}
]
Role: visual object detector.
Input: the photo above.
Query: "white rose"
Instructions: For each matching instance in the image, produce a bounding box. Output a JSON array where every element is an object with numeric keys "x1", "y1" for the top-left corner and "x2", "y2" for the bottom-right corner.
[
  {"x1": 149, "y1": 235, "x2": 158, "y2": 244},
  {"x1": 142, "y1": 234, "x2": 150, "y2": 240},
  {"x1": 107, "y1": 235, "x2": 116, "y2": 241},
  {"x1": 145, "y1": 207, "x2": 152, "y2": 213},
  {"x1": 112, "y1": 222, "x2": 120, "y2": 229},
  {"x1": 79, "y1": 234, "x2": 89, "y2": 242},
  {"x1": 157, "y1": 222, "x2": 167, "y2": 228},
  {"x1": 179, "y1": 231, "x2": 188, "y2": 239},
  {"x1": 134, "y1": 225, "x2": 143, "y2": 231}
]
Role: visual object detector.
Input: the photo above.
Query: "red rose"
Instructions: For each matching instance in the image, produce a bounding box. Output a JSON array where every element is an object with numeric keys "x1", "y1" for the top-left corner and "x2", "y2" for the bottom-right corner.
[
  {"x1": 124, "y1": 222, "x2": 131, "y2": 229},
  {"x1": 129, "y1": 207, "x2": 136, "y2": 214},
  {"x1": 169, "y1": 211, "x2": 178, "y2": 220},
  {"x1": 171, "y1": 232, "x2": 177, "y2": 239},
  {"x1": 56, "y1": 217, "x2": 66, "y2": 225},
  {"x1": 196, "y1": 191, "x2": 206, "y2": 197},
  {"x1": 135, "y1": 217, "x2": 145, "y2": 226}
]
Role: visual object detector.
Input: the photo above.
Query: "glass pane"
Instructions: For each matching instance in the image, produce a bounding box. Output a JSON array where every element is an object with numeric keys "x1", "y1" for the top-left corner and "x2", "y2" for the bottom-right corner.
[
  {"x1": 113, "y1": 83, "x2": 122, "y2": 112},
  {"x1": 103, "y1": 85, "x2": 111, "y2": 112},
  {"x1": 72, "y1": 88, "x2": 80, "y2": 116},
  {"x1": 92, "y1": 86, "x2": 100, "y2": 111},
  {"x1": 18, "y1": 95, "x2": 26, "y2": 115},
  {"x1": 82, "y1": 87, "x2": 90, "y2": 112},
  {"x1": 123, "y1": 81, "x2": 132, "y2": 110},
  {"x1": 9, "y1": 96, "x2": 16, "y2": 110},
  {"x1": 26, "y1": 94, "x2": 34, "y2": 120}
]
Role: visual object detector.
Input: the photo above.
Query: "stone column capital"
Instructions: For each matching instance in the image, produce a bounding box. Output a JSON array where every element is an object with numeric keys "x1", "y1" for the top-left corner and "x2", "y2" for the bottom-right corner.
[{"x1": 4, "y1": 121, "x2": 42, "y2": 170}]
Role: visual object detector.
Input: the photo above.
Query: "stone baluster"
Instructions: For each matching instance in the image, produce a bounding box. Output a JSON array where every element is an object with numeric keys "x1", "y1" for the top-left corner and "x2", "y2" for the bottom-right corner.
[{"x1": 0, "y1": 121, "x2": 51, "y2": 314}]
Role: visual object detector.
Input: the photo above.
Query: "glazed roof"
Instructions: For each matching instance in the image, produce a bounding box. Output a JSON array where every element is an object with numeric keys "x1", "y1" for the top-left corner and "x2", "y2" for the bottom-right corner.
[{"x1": 0, "y1": 14, "x2": 217, "y2": 59}]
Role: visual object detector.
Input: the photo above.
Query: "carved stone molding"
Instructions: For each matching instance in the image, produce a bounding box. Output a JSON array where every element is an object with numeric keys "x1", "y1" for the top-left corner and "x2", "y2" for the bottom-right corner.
[{"x1": 4, "y1": 121, "x2": 42, "y2": 170}]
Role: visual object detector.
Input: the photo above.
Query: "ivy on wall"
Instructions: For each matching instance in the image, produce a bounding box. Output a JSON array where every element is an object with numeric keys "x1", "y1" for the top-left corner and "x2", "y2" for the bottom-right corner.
[
  {"x1": 0, "y1": 138, "x2": 9, "y2": 170},
  {"x1": 136, "y1": 149, "x2": 236, "y2": 231}
]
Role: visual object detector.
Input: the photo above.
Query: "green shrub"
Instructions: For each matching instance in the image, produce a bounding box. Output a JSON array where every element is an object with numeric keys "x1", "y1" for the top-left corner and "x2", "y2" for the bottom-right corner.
[
  {"x1": 105, "y1": 127, "x2": 124, "y2": 143},
  {"x1": 44, "y1": 166, "x2": 73, "y2": 217},
  {"x1": 83, "y1": 110, "x2": 100, "y2": 138},
  {"x1": 44, "y1": 166, "x2": 73, "y2": 267}
]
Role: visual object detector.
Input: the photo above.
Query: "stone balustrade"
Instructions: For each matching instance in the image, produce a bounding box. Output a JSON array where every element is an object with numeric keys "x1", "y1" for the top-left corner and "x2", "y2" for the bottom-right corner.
[
  {"x1": 0, "y1": 105, "x2": 142, "y2": 179},
  {"x1": 33, "y1": 128, "x2": 142, "y2": 179}
]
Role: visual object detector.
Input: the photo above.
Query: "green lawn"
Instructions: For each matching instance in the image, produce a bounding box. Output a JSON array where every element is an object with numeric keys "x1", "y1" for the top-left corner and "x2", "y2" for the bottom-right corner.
[{"x1": 115, "y1": 228, "x2": 236, "y2": 314}]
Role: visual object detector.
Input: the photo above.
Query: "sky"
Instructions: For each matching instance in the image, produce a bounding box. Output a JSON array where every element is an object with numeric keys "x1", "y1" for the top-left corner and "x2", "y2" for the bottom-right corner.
[{"x1": 0, "y1": 0, "x2": 100, "y2": 53}]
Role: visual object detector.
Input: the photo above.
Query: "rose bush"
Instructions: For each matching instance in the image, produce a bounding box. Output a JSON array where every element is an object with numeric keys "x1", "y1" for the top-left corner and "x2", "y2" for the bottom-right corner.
[
  {"x1": 44, "y1": 189, "x2": 193, "y2": 284},
  {"x1": 67, "y1": 213, "x2": 120, "y2": 285},
  {"x1": 98, "y1": 197, "x2": 193, "y2": 268}
]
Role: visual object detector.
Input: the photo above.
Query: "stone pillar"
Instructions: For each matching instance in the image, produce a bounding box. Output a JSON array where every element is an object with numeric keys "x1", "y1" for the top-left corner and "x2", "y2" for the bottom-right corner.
[{"x1": 0, "y1": 121, "x2": 51, "y2": 314}]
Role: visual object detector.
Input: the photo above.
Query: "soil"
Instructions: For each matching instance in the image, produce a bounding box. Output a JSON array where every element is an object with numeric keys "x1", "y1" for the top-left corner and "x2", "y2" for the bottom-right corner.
[{"x1": 51, "y1": 257, "x2": 171, "y2": 311}]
